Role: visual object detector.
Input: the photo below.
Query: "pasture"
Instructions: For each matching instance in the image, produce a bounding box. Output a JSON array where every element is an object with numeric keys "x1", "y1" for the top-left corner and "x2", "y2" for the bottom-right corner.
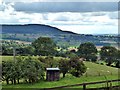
[{"x1": 1, "y1": 55, "x2": 119, "y2": 88}]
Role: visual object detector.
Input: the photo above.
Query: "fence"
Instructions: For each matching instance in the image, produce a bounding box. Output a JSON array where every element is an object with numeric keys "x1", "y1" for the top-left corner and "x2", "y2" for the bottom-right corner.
[{"x1": 46, "y1": 79, "x2": 120, "y2": 90}]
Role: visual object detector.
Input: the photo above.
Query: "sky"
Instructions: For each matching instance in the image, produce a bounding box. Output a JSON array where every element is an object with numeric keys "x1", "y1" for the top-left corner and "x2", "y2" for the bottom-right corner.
[{"x1": 0, "y1": 0, "x2": 119, "y2": 34}]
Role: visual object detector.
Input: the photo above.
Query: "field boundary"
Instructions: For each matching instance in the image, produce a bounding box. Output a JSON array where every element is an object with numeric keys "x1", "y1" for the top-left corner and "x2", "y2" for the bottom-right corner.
[{"x1": 45, "y1": 79, "x2": 120, "y2": 90}]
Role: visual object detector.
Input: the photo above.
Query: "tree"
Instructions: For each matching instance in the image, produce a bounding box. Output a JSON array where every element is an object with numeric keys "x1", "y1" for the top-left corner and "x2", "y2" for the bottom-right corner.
[
  {"x1": 59, "y1": 59, "x2": 69, "y2": 78},
  {"x1": 15, "y1": 56, "x2": 24, "y2": 84},
  {"x1": 115, "y1": 61, "x2": 120, "y2": 68},
  {"x1": 22, "y1": 56, "x2": 45, "y2": 83},
  {"x1": 32, "y1": 37, "x2": 57, "y2": 56},
  {"x1": 100, "y1": 46, "x2": 117, "y2": 66},
  {"x1": 115, "y1": 50, "x2": 120, "y2": 68},
  {"x1": 77, "y1": 42, "x2": 98, "y2": 61},
  {"x1": 2, "y1": 61, "x2": 11, "y2": 84},
  {"x1": 69, "y1": 57, "x2": 87, "y2": 77}
]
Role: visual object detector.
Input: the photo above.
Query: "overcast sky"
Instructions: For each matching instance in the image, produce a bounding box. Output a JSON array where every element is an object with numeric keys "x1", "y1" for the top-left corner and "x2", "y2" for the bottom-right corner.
[{"x1": 0, "y1": 0, "x2": 119, "y2": 34}]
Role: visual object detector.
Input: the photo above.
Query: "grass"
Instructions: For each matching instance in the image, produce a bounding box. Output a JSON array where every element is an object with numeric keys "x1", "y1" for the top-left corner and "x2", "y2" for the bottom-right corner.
[
  {"x1": 1, "y1": 55, "x2": 119, "y2": 89},
  {"x1": 84, "y1": 61, "x2": 118, "y2": 76},
  {"x1": 2, "y1": 75, "x2": 119, "y2": 88},
  {"x1": 0, "y1": 55, "x2": 64, "y2": 61}
]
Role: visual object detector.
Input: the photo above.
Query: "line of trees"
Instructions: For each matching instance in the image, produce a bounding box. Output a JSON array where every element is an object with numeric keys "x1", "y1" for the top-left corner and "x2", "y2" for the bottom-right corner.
[
  {"x1": 2, "y1": 56, "x2": 87, "y2": 84},
  {"x1": 77, "y1": 42, "x2": 120, "y2": 68},
  {"x1": 2, "y1": 56, "x2": 45, "y2": 84}
]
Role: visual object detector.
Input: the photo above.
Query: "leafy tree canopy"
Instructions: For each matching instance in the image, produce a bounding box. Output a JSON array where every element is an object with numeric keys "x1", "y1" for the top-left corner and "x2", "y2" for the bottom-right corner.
[
  {"x1": 32, "y1": 37, "x2": 57, "y2": 56},
  {"x1": 69, "y1": 57, "x2": 87, "y2": 77},
  {"x1": 59, "y1": 59, "x2": 69, "y2": 78},
  {"x1": 100, "y1": 46, "x2": 117, "y2": 66},
  {"x1": 77, "y1": 42, "x2": 97, "y2": 61}
]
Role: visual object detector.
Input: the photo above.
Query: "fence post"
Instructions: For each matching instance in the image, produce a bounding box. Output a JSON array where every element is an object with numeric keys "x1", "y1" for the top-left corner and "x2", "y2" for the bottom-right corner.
[
  {"x1": 109, "y1": 82, "x2": 112, "y2": 90},
  {"x1": 83, "y1": 83, "x2": 86, "y2": 90}
]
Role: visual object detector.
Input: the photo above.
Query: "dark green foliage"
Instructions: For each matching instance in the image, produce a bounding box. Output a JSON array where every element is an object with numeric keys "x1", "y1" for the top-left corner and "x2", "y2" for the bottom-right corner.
[
  {"x1": 115, "y1": 50, "x2": 120, "y2": 68},
  {"x1": 2, "y1": 61, "x2": 13, "y2": 84},
  {"x1": 86, "y1": 54, "x2": 98, "y2": 62},
  {"x1": 38, "y1": 56, "x2": 58, "y2": 68},
  {"x1": 2, "y1": 56, "x2": 45, "y2": 84},
  {"x1": 22, "y1": 56, "x2": 44, "y2": 83},
  {"x1": 117, "y1": 50, "x2": 120, "y2": 59},
  {"x1": 32, "y1": 37, "x2": 57, "y2": 56},
  {"x1": 77, "y1": 42, "x2": 98, "y2": 61},
  {"x1": 65, "y1": 51, "x2": 78, "y2": 58},
  {"x1": 2, "y1": 45, "x2": 35, "y2": 56},
  {"x1": 69, "y1": 57, "x2": 87, "y2": 77},
  {"x1": 115, "y1": 61, "x2": 120, "y2": 68},
  {"x1": 100, "y1": 46, "x2": 117, "y2": 66},
  {"x1": 59, "y1": 59, "x2": 69, "y2": 78},
  {"x1": 2, "y1": 46, "x2": 13, "y2": 55},
  {"x1": 44, "y1": 56, "x2": 55, "y2": 68},
  {"x1": 1, "y1": 40, "x2": 32, "y2": 56},
  {"x1": 17, "y1": 46, "x2": 35, "y2": 55}
]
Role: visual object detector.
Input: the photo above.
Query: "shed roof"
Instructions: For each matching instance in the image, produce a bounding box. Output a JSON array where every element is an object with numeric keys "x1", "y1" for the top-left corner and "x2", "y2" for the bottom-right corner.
[{"x1": 46, "y1": 68, "x2": 60, "y2": 70}]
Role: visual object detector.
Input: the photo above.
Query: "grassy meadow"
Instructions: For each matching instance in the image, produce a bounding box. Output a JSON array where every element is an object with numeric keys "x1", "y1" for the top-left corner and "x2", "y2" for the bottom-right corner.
[{"x1": 1, "y1": 55, "x2": 119, "y2": 89}]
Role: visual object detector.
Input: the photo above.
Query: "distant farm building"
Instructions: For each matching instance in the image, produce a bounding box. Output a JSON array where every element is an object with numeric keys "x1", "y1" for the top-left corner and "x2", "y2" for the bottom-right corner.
[{"x1": 46, "y1": 68, "x2": 60, "y2": 81}]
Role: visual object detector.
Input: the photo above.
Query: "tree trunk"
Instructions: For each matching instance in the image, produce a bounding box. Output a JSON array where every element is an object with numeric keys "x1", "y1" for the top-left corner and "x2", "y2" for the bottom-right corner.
[
  {"x1": 17, "y1": 78, "x2": 19, "y2": 84},
  {"x1": 63, "y1": 73, "x2": 66, "y2": 78},
  {"x1": 14, "y1": 78, "x2": 16, "y2": 84},
  {"x1": 6, "y1": 79, "x2": 9, "y2": 84},
  {"x1": 107, "y1": 61, "x2": 111, "y2": 66},
  {"x1": 25, "y1": 79, "x2": 28, "y2": 83},
  {"x1": 29, "y1": 78, "x2": 31, "y2": 83}
]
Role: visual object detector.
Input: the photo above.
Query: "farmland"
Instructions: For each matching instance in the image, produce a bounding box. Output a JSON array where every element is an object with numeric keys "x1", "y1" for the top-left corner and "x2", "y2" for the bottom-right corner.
[
  {"x1": 1, "y1": 56, "x2": 119, "y2": 89},
  {"x1": 1, "y1": 2, "x2": 120, "y2": 89}
]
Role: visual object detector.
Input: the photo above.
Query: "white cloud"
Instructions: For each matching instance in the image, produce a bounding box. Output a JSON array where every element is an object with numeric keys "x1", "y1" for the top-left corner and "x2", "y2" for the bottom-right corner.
[
  {"x1": 0, "y1": 1, "x2": 118, "y2": 34},
  {"x1": 0, "y1": 0, "x2": 2, "y2": 4},
  {"x1": 47, "y1": 12, "x2": 83, "y2": 21},
  {"x1": 0, "y1": 9, "x2": 118, "y2": 25},
  {"x1": 89, "y1": 15, "x2": 111, "y2": 24}
]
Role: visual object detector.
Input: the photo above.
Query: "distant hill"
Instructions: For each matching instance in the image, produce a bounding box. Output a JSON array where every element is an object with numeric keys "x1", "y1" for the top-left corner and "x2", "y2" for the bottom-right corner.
[
  {"x1": 1, "y1": 24, "x2": 118, "y2": 47},
  {"x1": 2, "y1": 24, "x2": 76, "y2": 35}
]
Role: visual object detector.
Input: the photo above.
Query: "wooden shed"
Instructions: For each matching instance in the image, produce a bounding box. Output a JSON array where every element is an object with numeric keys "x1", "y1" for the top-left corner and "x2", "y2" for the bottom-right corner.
[{"x1": 46, "y1": 68, "x2": 60, "y2": 81}]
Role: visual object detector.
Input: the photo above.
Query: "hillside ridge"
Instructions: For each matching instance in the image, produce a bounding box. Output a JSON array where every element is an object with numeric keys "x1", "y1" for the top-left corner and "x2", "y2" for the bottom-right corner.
[{"x1": 1, "y1": 24, "x2": 78, "y2": 35}]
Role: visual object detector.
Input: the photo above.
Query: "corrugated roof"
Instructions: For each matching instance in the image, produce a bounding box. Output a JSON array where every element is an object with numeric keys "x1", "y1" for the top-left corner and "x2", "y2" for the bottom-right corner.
[{"x1": 46, "y1": 68, "x2": 60, "y2": 70}]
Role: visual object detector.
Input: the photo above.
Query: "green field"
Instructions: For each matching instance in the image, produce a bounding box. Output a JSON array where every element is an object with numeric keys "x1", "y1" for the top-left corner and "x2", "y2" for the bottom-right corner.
[
  {"x1": 1, "y1": 56, "x2": 119, "y2": 89},
  {"x1": 0, "y1": 56, "x2": 64, "y2": 62}
]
